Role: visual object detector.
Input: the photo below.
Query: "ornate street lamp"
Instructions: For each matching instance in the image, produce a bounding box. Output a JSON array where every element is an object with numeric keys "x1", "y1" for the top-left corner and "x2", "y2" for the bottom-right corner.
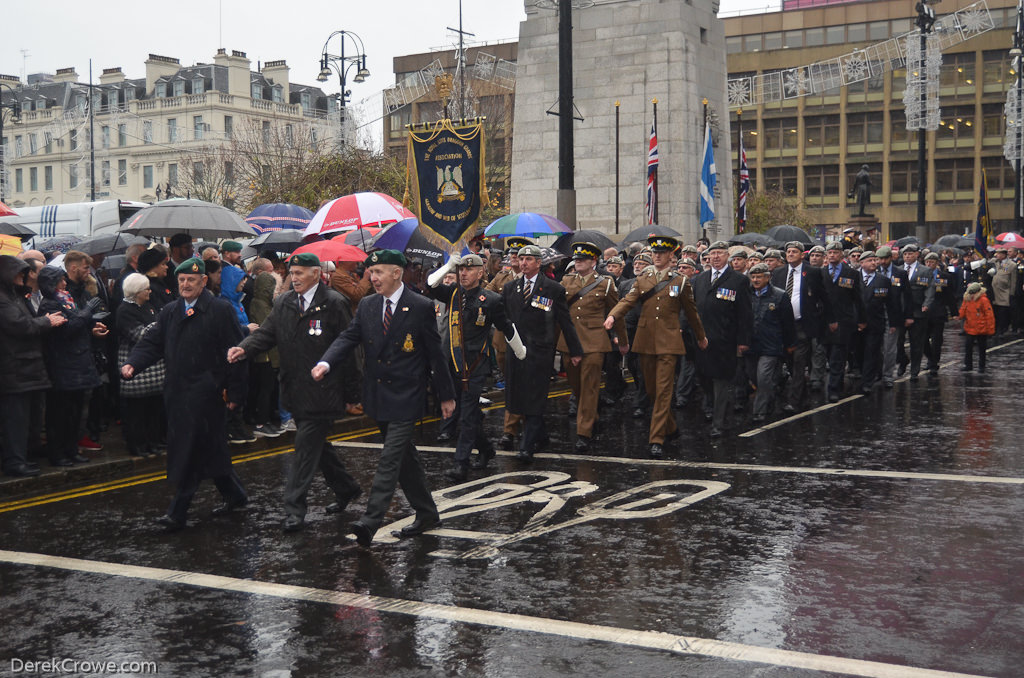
[
  {"x1": 316, "y1": 31, "x2": 370, "y2": 145},
  {"x1": 0, "y1": 82, "x2": 22, "y2": 203},
  {"x1": 905, "y1": 0, "x2": 942, "y2": 243}
]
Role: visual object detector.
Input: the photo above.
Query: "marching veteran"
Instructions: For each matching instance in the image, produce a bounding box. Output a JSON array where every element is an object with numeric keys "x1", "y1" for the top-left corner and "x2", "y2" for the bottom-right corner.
[
  {"x1": 559, "y1": 242, "x2": 628, "y2": 452},
  {"x1": 228, "y1": 253, "x2": 363, "y2": 533},
  {"x1": 427, "y1": 252, "x2": 527, "y2": 480},
  {"x1": 604, "y1": 235, "x2": 707, "y2": 457},
  {"x1": 313, "y1": 250, "x2": 456, "y2": 547}
]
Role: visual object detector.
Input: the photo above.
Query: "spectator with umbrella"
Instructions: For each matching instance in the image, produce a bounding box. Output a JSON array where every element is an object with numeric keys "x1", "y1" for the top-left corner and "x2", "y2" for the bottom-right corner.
[
  {"x1": 0, "y1": 256, "x2": 67, "y2": 477},
  {"x1": 116, "y1": 273, "x2": 165, "y2": 457}
]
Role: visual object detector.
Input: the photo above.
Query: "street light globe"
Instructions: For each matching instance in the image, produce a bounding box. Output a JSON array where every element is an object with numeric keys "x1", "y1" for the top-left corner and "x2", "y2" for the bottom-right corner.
[
  {"x1": 317, "y1": 69, "x2": 331, "y2": 82},
  {"x1": 357, "y1": 67, "x2": 370, "y2": 80}
]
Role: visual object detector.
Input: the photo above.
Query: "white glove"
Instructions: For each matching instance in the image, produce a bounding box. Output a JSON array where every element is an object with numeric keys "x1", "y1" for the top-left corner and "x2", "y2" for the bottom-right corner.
[
  {"x1": 970, "y1": 258, "x2": 986, "y2": 271},
  {"x1": 427, "y1": 254, "x2": 461, "y2": 288},
  {"x1": 507, "y1": 324, "x2": 527, "y2": 360},
  {"x1": 988, "y1": 268, "x2": 997, "y2": 277}
]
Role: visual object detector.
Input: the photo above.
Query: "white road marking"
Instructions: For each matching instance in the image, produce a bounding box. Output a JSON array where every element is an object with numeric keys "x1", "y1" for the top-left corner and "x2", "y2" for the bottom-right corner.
[
  {"x1": 331, "y1": 441, "x2": 1024, "y2": 485},
  {"x1": 0, "y1": 549, "x2": 989, "y2": 678},
  {"x1": 739, "y1": 338, "x2": 1024, "y2": 437}
]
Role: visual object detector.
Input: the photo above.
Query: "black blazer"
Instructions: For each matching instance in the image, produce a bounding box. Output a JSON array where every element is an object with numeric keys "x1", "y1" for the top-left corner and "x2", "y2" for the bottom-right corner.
[
  {"x1": 691, "y1": 267, "x2": 753, "y2": 379},
  {"x1": 859, "y1": 271, "x2": 901, "y2": 332},
  {"x1": 319, "y1": 285, "x2": 455, "y2": 421},
  {"x1": 878, "y1": 263, "x2": 912, "y2": 321},
  {"x1": 819, "y1": 262, "x2": 866, "y2": 344},
  {"x1": 771, "y1": 263, "x2": 824, "y2": 339}
]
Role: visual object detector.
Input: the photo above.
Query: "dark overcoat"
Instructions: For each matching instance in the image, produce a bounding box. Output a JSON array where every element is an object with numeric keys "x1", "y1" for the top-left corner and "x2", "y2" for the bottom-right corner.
[
  {"x1": 0, "y1": 256, "x2": 52, "y2": 395},
  {"x1": 820, "y1": 262, "x2": 866, "y2": 345},
  {"x1": 127, "y1": 289, "x2": 245, "y2": 485},
  {"x1": 691, "y1": 267, "x2": 754, "y2": 379},
  {"x1": 502, "y1": 274, "x2": 582, "y2": 415},
  {"x1": 239, "y1": 283, "x2": 350, "y2": 420},
  {"x1": 319, "y1": 285, "x2": 455, "y2": 421},
  {"x1": 878, "y1": 263, "x2": 912, "y2": 322},
  {"x1": 859, "y1": 272, "x2": 901, "y2": 333}
]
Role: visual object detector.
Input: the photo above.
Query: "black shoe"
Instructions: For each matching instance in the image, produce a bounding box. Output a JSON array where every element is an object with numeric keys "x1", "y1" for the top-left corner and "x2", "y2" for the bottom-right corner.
[
  {"x1": 350, "y1": 521, "x2": 373, "y2": 547},
  {"x1": 752, "y1": 414, "x2": 766, "y2": 423},
  {"x1": 395, "y1": 516, "x2": 441, "y2": 539},
  {"x1": 155, "y1": 515, "x2": 186, "y2": 532},
  {"x1": 445, "y1": 463, "x2": 468, "y2": 481},
  {"x1": 702, "y1": 410, "x2": 713, "y2": 422},
  {"x1": 709, "y1": 427, "x2": 723, "y2": 438},
  {"x1": 599, "y1": 394, "x2": 617, "y2": 407},
  {"x1": 781, "y1": 404, "x2": 796, "y2": 414},
  {"x1": 282, "y1": 516, "x2": 304, "y2": 533},
  {"x1": 436, "y1": 431, "x2": 453, "y2": 443},
  {"x1": 897, "y1": 365, "x2": 907, "y2": 376},
  {"x1": 516, "y1": 449, "x2": 533, "y2": 461},
  {"x1": 228, "y1": 429, "x2": 257, "y2": 444},
  {"x1": 70, "y1": 454, "x2": 90, "y2": 464},
  {"x1": 672, "y1": 399, "x2": 686, "y2": 409},
  {"x1": 326, "y1": 487, "x2": 363, "y2": 514},
  {"x1": 961, "y1": 365, "x2": 972, "y2": 372},
  {"x1": 497, "y1": 434, "x2": 515, "y2": 449},
  {"x1": 978, "y1": 366, "x2": 986, "y2": 373},
  {"x1": 883, "y1": 380, "x2": 894, "y2": 388},
  {"x1": 649, "y1": 443, "x2": 664, "y2": 458},
  {"x1": 567, "y1": 404, "x2": 577, "y2": 416},
  {"x1": 828, "y1": 393, "x2": 840, "y2": 403},
  {"x1": 471, "y1": 446, "x2": 496, "y2": 470},
  {"x1": 631, "y1": 407, "x2": 645, "y2": 419},
  {"x1": 212, "y1": 498, "x2": 248, "y2": 515},
  {"x1": 50, "y1": 458, "x2": 73, "y2": 467},
  {"x1": 4, "y1": 463, "x2": 41, "y2": 478},
  {"x1": 574, "y1": 435, "x2": 591, "y2": 452}
]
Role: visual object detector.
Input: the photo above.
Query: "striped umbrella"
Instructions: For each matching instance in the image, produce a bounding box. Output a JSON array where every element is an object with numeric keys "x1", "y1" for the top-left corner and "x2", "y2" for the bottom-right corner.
[
  {"x1": 245, "y1": 203, "x2": 314, "y2": 234},
  {"x1": 483, "y1": 212, "x2": 572, "y2": 238},
  {"x1": 303, "y1": 192, "x2": 416, "y2": 238}
]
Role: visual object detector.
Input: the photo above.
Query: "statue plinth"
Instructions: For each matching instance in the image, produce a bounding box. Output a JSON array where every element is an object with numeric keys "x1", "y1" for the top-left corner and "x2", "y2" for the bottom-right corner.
[{"x1": 847, "y1": 215, "x2": 879, "y2": 236}]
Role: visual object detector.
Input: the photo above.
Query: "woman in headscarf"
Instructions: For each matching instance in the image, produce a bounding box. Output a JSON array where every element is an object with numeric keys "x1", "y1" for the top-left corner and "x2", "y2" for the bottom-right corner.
[{"x1": 116, "y1": 272, "x2": 166, "y2": 457}]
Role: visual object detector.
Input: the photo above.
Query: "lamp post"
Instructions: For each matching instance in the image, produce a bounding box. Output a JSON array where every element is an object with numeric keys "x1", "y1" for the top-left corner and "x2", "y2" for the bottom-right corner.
[
  {"x1": 0, "y1": 82, "x2": 21, "y2": 203},
  {"x1": 316, "y1": 30, "x2": 370, "y2": 146},
  {"x1": 906, "y1": 0, "x2": 940, "y2": 244},
  {"x1": 1005, "y1": 0, "x2": 1024, "y2": 233}
]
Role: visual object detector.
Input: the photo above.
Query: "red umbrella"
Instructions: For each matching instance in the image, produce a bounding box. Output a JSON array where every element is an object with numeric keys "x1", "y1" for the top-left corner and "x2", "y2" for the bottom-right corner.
[
  {"x1": 303, "y1": 192, "x2": 416, "y2": 238},
  {"x1": 292, "y1": 239, "x2": 367, "y2": 262},
  {"x1": 0, "y1": 201, "x2": 17, "y2": 218},
  {"x1": 995, "y1": 232, "x2": 1024, "y2": 248}
]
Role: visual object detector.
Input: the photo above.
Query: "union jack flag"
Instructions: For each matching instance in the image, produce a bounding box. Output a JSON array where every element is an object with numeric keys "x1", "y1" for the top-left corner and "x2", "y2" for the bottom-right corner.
[
  {"x1": 646, "y1": 122, "x2": 659, "y2": 225},
  {"x1": 737, "y1": 131, "x2": 749, "y2": 233}
]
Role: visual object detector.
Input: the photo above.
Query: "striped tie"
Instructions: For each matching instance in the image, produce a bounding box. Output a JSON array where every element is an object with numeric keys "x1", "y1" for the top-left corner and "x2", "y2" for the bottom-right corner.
[
  {"x1": 523, "y1": 279, "x2": 533, "y2": 300},
  {"x1": 786, "y1": 267, "x2": 795, "y2": 298},
  {"x1": 383, "y1": 299, "x2": 393, "y2": 334}
]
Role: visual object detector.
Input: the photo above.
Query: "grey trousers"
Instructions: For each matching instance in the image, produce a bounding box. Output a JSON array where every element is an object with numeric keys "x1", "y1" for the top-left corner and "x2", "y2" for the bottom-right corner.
[
  {"x1": 359, "y1": 420, "x2": 439, "y2": 534},
  {"x1": 284, "y1": 418, "x2": 361, "y2": 519},
  {"x1": 784, "y1": 329, "x2": 812, "y2": 406},
  {"x1": 882, "y1": 325, "x2": 899, "y2": 383},
  {"x1": 701, "y1": 376, "x2": 734, "y2": 430},
  {"x1": 810, "y1": 338, "x2": 827, "y2": 387},
  {"x1": 746, "y1": 355, "x2": 781, "y2": 417}
]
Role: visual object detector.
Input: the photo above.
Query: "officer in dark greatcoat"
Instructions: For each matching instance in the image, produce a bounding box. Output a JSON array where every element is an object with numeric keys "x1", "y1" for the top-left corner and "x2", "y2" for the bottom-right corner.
[
  {"x1": 122, "y1": 257, "x2": 248, "y2": 531},
  {"x1": 229, "y1": 253, "x2": 362, "y2": 533},
  {"x1": 426, "y1": 252, "x2": 526, "y2": 480},
  {"x1": 502, "y1": 243, "x2": 582, "y2": 460}
]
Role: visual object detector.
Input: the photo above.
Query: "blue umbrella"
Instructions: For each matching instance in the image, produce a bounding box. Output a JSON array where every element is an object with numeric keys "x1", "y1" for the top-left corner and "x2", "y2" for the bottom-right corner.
[
  {"x1": 245, "y1": 203, "x2": 314, "y2": 234},
  {"x1": 368, "y1": 218, "x2": 448, "y2": 264}
]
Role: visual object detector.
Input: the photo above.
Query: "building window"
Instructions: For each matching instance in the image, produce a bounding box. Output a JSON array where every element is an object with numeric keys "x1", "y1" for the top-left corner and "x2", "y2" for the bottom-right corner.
[
  {"x1": 192, "y1": 77, "x2": 204, "y2": 94},
  {"x1": 762, "y1": 117, "x2": 798, "y2": 151},
  {"x1": 934, "y1": 158, "x2": 974, "y2": 200},
  {"x1": 194, "y1": 115, "x2": 204, "y2": 141},
  {"x1": 804, "y1": 28, "x2": 825, "y2": 47},
  {"x1": 262, "y1": 120, "x2": 271, "y2": 144},
  {"x1": 982, "y1": 103, "x2": 1005, "y2": 137},
  {"x1": 102, "y1": 125, "x2": 110, "y2": 149},
  {"x1": 172, "y1": 80, "x2": 185, "y2": 97},
  {"x1": 21, "y1": 100, "x2": 33, "y2": 113},
  {"x1": 101, "y1": 161, "x2": 110, "y2": 187},
  {"x1": 891, "y1": 110, "x2": 911, "y2": 144},
  {"x1": 804, "y1": 114, "x2": 840, "y2": 152},
  {"x1": 143, "y1": 121, "x2": 153, "y2": 144},
  {"x1": 763, "y1": 32, "x2": 782, "y2": 50},
  {"x1": 44, "y1": 132, "x2": 53, "y2": 154},
  {"x1": 982, "y1": 155, "x2": 1014, "y2": 190},
  {"x1": 29, "y1": 167, "x2": 38, "y2": 191},
  {"x1": 984, "y1": 50, "x2": 1013, "y2": 87},
  {"x1": 745, "y1": 34, "x2": 762, "y2": 52},
  {"x1": 15, "y1": 168, "x2": 22, "y2": 192},
  {"x1": 143, "y1": 165, "x2": 153, "y2": 189},
  {"x1": 300, "y1": 92, "x2": 312, "y2": 114},
  {"x1": 804, "y1": 165, "x2": 839, "y2": 197},
  {"x1": 168, "y1": 118, "x2": 178, "y2": 143},
  {"x1": 118, "y1": 124, "x2": 127, "y2": 147},
  {"x1": 847, "y1": 112, "x2": 884, "y2": 146},
  {"x1": 76, "y1": 94, "x2": 87, "y2": 111},
  {"x1": 28, "y1": 133, "x2": 37, "y2": 155},
  {"x1": 937, "y1": 105, "x2": 975, "y2": 143},
  {"x1": 44, "y1": 165, "x2": 53, "y2": 191},
  {"x1": 868, "y1": 21, "x2": 889, "y2": 40},
  {"x1": 156, "y1": 82, "x2": 167, "y2": 98},
  {"x1": 14, "y1": 135, "x2": 22, "y2": 158},
  {"x1": 272, "y1": 86, "x2": 283, "y2": 103},
  {"x1": 940, "y1": 53, "x2": 976, "y2": 89},
  {"x1": 889, "y1": 161, "x2": 918, "y2": 195},
  {"x1": 69, "y1": 164, "x2": 78, "y2": 189},
  {"x1": 224, "y1": 161, "x2": 234, "y2": 186},
  {"x1": 825, "y1": 26, "x2": 844, "y2": 44},
  {"x1": 285, "y1": 124, "x2": 294, "y2": 147},
  {"x1": 252, "y1": 83, "x2": 263, "y2": 100},
  {"x1": 118, "y1": 159, "x2": 127, "y2": 185},
  {"x1": 194, "y1": 162, "x2": 205, "y2": 184},
  {"x1": 783, "y1": 30, "x2": 802, "y2": 49},
  {"x1": 847, "y1": 23, "x2": 866, "y2": 42},
  {"x1": 168, "y1": 163, "x2": 178, "y2": 187},
  {"x1": 224, "y1": 115, "x2": 233, "y2": 139},
  {"x1": 764, "y1": 166, "x2": 797, "y2": 195}
]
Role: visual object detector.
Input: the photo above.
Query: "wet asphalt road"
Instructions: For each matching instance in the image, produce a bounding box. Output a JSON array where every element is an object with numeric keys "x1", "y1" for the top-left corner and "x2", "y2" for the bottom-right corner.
[{"x1": 1, "y1": 333, "x2": 1023, "y2": 678}]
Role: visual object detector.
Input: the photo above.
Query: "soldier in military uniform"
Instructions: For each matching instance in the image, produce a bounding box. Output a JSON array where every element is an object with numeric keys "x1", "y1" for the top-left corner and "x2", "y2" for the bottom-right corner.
[
  {"x1": 502, "y1": 244, "x2": 582, "y2": 460},
  {"x1": 426, "y1": 253, "x2": 526, "y2": 480},
  {"x1": 620, "y1": 252, "x2": 653, "y2": 418},
  {"x1": 605, "y1": 235, "x2": 707, "y2": 456},
  {"x1": 558, "y1": 242, "x2": 628, "y2": 452},
  {"x1": 488, "y1": 237, "x2": 528, "y2": 448}
]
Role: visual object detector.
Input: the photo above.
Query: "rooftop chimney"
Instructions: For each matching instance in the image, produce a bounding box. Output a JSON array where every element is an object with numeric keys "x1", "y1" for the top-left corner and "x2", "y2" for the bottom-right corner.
[
  {"x1": 145, "y1": 54, "x2": 180, "y2": 94},
  {"x1": 262, "y1": 59, "x2": 290, "y2": 101},
  {"x1": 213, "y1": 48, "x2": 251, "y2": 99},
  {"x1": 100, "y1": 67, "x2": 125, "y2": 84},
  {"x1": 52, "y1": 67, "x2": 79, "y2": 84}
]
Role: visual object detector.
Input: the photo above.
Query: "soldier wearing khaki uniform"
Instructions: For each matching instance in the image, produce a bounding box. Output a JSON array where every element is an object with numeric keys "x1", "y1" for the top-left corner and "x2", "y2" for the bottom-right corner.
[
  {"x1": 487, "y1": 237, "x2": 528, "y2": 448},
  {"x1": 557, "y1": 242, "x2": 628, "y2": 452},
  {"x1": 604, "y1": 235, "x2": 707, "y2": 457}
]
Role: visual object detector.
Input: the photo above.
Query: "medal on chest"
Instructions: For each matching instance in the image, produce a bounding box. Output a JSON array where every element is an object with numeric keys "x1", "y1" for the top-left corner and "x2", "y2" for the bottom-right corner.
[
  {"x1": 476, "y1": 307, "x2": 487, "y2": 326},
  {"x1": 402, "y1": 333, "x2": 415, "y2": 352},
  {"x1": 308, "y1": 319, "x2": 322, "y2": 336}
]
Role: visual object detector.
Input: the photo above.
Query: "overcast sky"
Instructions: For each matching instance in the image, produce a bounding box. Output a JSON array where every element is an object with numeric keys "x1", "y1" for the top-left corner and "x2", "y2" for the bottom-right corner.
[{"x1": 2, "y1": 0, "x2": 773, "y2": 89}]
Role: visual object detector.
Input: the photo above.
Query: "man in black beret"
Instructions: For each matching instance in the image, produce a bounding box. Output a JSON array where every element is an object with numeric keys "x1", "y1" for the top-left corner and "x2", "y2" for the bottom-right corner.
[
  {"x1": 313, "y1": 250, "x2": 456, "y2": 547},
  {"x1": 229, "y1": 252, "x2": 362, "y2": 532},
  {"x1": 123, "y1": 257, "x2": 248, "y2": 531},
  {"x1": 164, "y1": 233, "x2": 194, "y2": 298}
]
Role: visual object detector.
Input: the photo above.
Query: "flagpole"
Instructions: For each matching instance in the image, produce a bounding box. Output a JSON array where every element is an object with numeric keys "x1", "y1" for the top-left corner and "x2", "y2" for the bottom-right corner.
[
  {"x1": 652, "y1": 98, "x2": 659, "y2": 224},
  {"x1": 615, "y1": 100, "x2": 620, "y2": 234},
  {"x1": 736, "y1": 109, "x2": 743, "y2": 234},
  {"x1": 702, "y1": 98, "x2": 708, "y2": 241}
]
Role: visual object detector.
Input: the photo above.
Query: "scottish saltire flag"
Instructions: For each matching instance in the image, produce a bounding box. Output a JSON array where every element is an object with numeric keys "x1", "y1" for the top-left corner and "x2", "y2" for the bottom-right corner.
[
  {"x1": 975, "y1": 168, "x2": 991, "y2": 257},
  {"x1": 646, "y1": 122, "x2": 659, "y2": 225},
  {"x1": 737, "y1": 132, "x2": 749, "y2": 233},
  {"x1": 700, "y1": 122, "x2": 717, "y2": 225}
]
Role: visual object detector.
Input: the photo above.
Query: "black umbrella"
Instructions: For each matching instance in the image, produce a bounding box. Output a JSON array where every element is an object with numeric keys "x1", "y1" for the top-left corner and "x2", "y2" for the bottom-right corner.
[
  {"x1": 37, "y1": 235, "x2": 82, "y2": 255},
  {"x1": 894, "y1": 235, "x2": 920, "y2": 248},
  {"x1": 619, "y1": 224, "x2": 683, "y2": 246},
  {"x1": 933, "y1": 234, "x2": 974, "y2": 249},
  {"x1": 249, "y1": 229, "x2": 305, "y2": 254},
  {"x1": 76, "y1": 233, "x2": 151, "y2": 256},
  {"x1": 0, "y1": 221, "x2": 36, "y2": 241},
  {"x1": 552, "y1": 229, "x2": 619, "y2": 256},
  {"x1": 730, "y1": 232, "x2": 772, "y2": 247},
  {"x1": 765, "y1": 224, "x2": 813, "y2": 246}
]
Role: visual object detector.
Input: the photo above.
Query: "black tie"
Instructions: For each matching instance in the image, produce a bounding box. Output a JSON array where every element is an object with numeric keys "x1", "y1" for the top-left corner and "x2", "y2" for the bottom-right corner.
[
  {"x1": 299, "y1": 295, "x2": 306, "y2": 313},
  {"x1": 383, "y1": 299, "x2": 393, "y2": 334},
  {"x1": 786, "y1": 267, "x2": 795, "y2": 297}
]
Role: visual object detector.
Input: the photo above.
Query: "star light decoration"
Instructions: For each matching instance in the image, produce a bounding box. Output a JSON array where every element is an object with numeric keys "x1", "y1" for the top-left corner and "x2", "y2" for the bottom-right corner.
[
  {"x1": 783, "y1": 68, "x2": 810, "y2": 97},
  {"x1": 842, "y1": 53, "x2": 870, "y2": 84},
  {"x1": 728, "y1": 78, "x2": 751, "y2": 106},
  {"x1": 958, "y1": 6, "x2": 994, "y2": 36}
]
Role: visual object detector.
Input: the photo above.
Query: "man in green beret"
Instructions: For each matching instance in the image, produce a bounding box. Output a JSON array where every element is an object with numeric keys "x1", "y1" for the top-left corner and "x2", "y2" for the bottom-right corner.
[
  {"x1": 229, "y1": 251, "x2": 362, "y2": 532},
  {"x1": 122, "y1": 255, "x2": 249, "y2": 531}
]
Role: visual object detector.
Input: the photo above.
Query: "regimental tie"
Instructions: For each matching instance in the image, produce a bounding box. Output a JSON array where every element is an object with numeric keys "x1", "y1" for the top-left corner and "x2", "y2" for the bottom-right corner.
[
  {"x1": 786, "y1": 267, "x2": 795, "y2": 297},
  {"x1": 711, "y1": 269, "x2": 721, "y2": 286},
  {"x1": 523, "y1": 279, "x2": 533, "y2": 300},
  {"x1": 383, "y1": 299, "x2": 393, "y2": 334},
  {"x1": 299, "y1": 295, "x2": 306, "y2": 313}
]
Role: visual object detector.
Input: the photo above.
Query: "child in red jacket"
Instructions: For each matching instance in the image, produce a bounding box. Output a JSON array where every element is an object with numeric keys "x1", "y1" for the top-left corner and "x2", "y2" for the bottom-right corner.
[{"x1": 958, "y1": 282, "x2": 995, "y2": 372}]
